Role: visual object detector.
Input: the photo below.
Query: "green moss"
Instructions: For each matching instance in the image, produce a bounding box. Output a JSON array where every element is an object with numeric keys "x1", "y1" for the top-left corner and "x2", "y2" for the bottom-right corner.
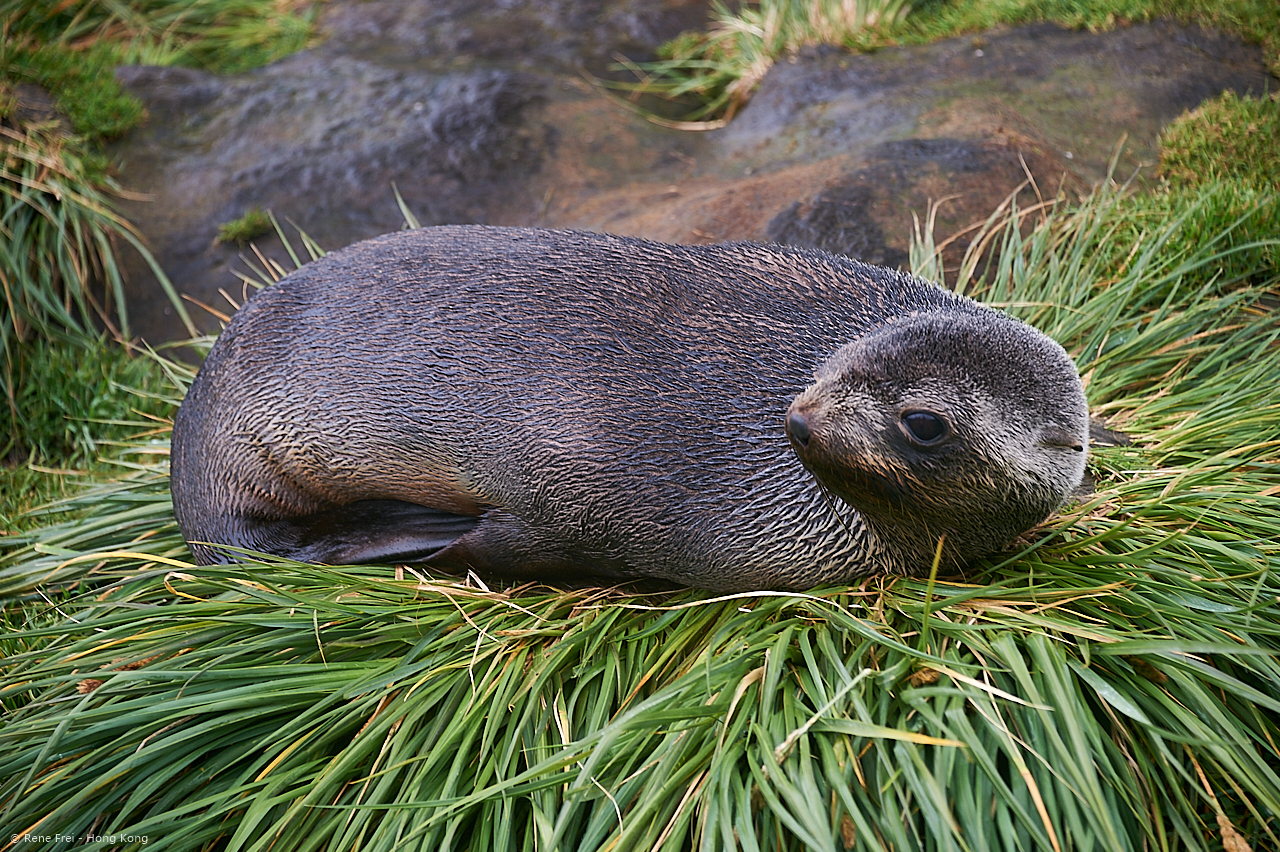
[
  {"x1": 217, "y1": 206, "x2": 274, "y2": 245},
  {"x1": 1159, "y1": 90, "x2": 1280, "y2": 190},
  {"x1": 3, "y1": 41, "x2": 144, "y2": 140},
  {"x1": 1150, "y1": 90, "x2": 1280, "y2": 276}
]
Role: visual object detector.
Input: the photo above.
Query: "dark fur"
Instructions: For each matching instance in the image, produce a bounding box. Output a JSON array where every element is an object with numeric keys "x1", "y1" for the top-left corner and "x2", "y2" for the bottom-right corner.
[{"x1": 171, "y1": 225, "x2": 1088, "y2": 591}]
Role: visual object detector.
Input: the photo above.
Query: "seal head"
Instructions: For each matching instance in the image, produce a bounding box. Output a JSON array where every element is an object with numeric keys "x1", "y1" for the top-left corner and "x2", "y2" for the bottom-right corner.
[{"x1": 786, "y1": 311, "x2": 1088, "y2": 572}]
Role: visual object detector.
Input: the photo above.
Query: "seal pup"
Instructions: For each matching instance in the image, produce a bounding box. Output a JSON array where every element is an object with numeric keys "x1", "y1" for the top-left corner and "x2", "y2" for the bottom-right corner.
[{"x1": 170, "y1": 225, "x2": 1089, "y2": 591}]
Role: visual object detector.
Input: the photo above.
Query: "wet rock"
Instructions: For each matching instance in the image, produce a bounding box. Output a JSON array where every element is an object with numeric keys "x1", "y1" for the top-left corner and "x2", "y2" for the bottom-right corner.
[
  {"x1": 765, "y1": 138, "x2": 1085, "y2": 272},
  {"x1": 111, "y1": 0, "x2": 711, "y2": 340},
  {"x1": 550, "y1": 19, "x2": 1269, "y2": 271},
  {"x1": 112, "y1": 58, "x2": 552, "y2": 336},
  {"x1": 319, "y1": 0, "x2": 714, "y2": 74},
  {"x1": 769, "y1": 177, "x2": 904, "y2": 268},
  {"x1": 3, "y1": 82, "x2": 63, "y2": 128},
  {"x1": 715, "y1": 20, "x2": 1270, "y2": 184},
  {"x1": 108, "y1": 3, "x2": 1273, "y2": 344}
]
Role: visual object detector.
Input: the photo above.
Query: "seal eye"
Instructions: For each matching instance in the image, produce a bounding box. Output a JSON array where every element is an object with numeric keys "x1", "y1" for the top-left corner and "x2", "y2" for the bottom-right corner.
[{"x1": 901, "y1": 410, "x2": 948, "y2": 446}]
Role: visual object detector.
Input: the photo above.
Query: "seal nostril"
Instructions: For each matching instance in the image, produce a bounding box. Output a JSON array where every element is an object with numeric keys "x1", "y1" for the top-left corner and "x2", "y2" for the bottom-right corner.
[{"x1": 786, "y1": 411, "x2": 812, "y2": 448}]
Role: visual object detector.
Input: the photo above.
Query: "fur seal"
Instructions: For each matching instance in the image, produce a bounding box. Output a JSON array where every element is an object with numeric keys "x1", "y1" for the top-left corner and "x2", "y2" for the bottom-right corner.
[{"x1": 170, "y1": 225, "x2": 1088, "y2": 591}]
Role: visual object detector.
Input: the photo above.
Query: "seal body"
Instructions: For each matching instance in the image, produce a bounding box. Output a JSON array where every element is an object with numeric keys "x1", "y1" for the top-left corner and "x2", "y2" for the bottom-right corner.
[{"x1": 170, "y1": 225, "x2": 1089, "y2": 591}]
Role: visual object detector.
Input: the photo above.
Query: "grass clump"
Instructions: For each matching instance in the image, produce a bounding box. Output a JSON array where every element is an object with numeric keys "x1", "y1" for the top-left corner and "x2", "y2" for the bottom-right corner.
[
  {"x1": 0, "y1": 123, "x2": 195, "y2": 469},
  {"x1": 3, "y1": 0, "x2": 320, "y2": 77},
  {"x1": 0, "y1": 336, "x2": 177, "y2": 527},
  {"x1": 1, "y1": 179, "x2": 1277, "y2": 850},
  {"x1": 0, "y1": 39, "x2": 144, "y2": 140},
  {"x1": 615, "y1": 0, "x2": 911, "y2": 125},
  {"x1": 0, "y1": 124, "x2": 170, "y2": 341},
  {"x1": 0, "y1": 1, "x2": 319, "y2": 518},
  {"x1": 2, "y1": 0, "x2": 321, "y2": 139},
  {"x1": 1159, "y1": 90, "x2": 1280, "y2": 190}
]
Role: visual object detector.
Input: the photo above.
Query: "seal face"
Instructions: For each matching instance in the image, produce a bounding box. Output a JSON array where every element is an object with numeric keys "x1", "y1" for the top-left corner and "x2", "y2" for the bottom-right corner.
[
  {"x1": 170, "y1": 225, "x2": 1089, "y2": 591},
  {"x1": 785, "y1": 312, "x2": 1087, "y2": 573}
]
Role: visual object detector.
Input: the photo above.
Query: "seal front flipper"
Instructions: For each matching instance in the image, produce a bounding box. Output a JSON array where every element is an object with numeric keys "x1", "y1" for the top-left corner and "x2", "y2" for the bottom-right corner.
[{"x1": 243, "y1": 499, "x2": 482, "y2": 565}]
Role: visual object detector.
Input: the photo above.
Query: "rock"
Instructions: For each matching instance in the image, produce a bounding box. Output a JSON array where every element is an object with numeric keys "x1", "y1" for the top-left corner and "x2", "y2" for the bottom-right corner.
[
  {"x1": 4, "y1": 82, "x2": 63, "y2": 128},
  {"x1": 555, "y1": 20, "x2": 1270, "y2": 269},
  {"x1": 764, "y1": 137, "x2": 1085, "y2": 273},
  {"x1": 318, "y1": 0, "x2": 714, "y2": 74},
  {"x1": 111, "y1": 59, "x2": 553, "y2": 336},
  {"x1": 110, "y1": 0, "x2": 709, "y2": 341},
  {"x1": 107, "y1": 3, "x2": 1273, "y2": 344}
]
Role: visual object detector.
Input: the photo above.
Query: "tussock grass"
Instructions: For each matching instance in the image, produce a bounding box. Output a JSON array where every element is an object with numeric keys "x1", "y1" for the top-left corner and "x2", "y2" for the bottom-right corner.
[
  {"x1": 0, "y1": 124, "x2": 195, "y2": 465},
  {"x1": 3, "y1": 0, "x2": 320, "y2": 78},
  {"x1": 1, "y1": 180, "x2": 1278, "y2": 850},
  {"x1": 610, "y1": 0, "x2": 910, "y2": 127},
  {"x1": 0, "y1": 0, "x2": 317, "y2": 484}
]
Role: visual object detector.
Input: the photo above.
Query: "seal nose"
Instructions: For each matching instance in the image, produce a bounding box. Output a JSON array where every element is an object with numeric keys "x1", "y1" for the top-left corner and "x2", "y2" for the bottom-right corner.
[{"x1": 786, "y1": 410, "x2": 812, "y2": 449}]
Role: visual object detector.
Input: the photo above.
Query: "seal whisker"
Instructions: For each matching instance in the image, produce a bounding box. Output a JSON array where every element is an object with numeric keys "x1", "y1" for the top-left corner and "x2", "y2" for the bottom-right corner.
[{"x1": 813, "y1": 478, "x2": 858, "y2": 537}]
